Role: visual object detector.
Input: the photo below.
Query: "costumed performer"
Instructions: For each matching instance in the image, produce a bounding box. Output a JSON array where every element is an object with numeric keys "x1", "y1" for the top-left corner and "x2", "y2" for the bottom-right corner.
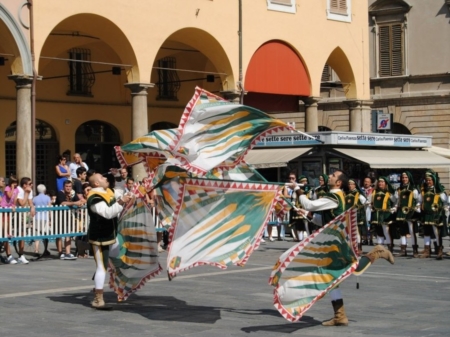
[
  {"x1": 345, "y1": 179, "x2": 367, "y2": 256},
  {"x1": 394, "y1": 171, "x2": 421, "y2": 257},
  {"x1": 370, "y1": 176, "x2": 397, "y2": 252},
  {"x1": 87, "y1": 173, "x2": 134, "y2": 309},
  {"x1": 418, "y1": 170, "x2": 448, "y2": 259},
  {"x1": 290, "y1": 170, "x2": 394, "y2": 326}
]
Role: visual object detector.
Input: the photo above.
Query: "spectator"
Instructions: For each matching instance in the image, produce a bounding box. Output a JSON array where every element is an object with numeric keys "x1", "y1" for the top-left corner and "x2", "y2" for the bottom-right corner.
[
  {"x1": 56, "y1": 154, "x2": 71, "y2": 191},
  {"x1": 16, "y1": 177, "x2": 36, "y2": 264},
  {"x1": 33, "y1": 184, "x2": 52, "y2": 256},
  {"x1": 0, "y1": 176, "x2": 4, "y2": 202},
  {"x1": 73, "y1": 167, "x2": 87, "y2": 201},
  {"x1": 125, "y1": 177, "x2": 134, "y2": 194},
  {"x1": 69, "y1": 153, "x2": 89, "y2": 179},
  {"x1": 114, "y1": 168, "x2": 129, "y2": 192},
  {"x1": 55, "y1": 180, "x2": 85, "y2": 260},
  {"x1": 0, "y1": 176, "x2": 4, "y2": 257},
  {"x1": 1, "y1": 176, "x2": 18, "y2": 264},
  {"x1": 82, "y1": 182, "x2": 91, "y2": 199}
]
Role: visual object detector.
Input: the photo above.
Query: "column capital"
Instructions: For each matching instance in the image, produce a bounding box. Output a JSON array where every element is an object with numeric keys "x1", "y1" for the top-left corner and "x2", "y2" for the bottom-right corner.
[
  {"x1": 124, "y1": 82, "x2": 154, "y2": 95},
  {"x1": 300, "y1": 96, "x2": 321, "y2": 106},
  {"x1": 343, "y1": 99, "x2": 373, "y2": 109},
  {"x1": 8, "y1": 74, "x2": 33, "y2": 88}
]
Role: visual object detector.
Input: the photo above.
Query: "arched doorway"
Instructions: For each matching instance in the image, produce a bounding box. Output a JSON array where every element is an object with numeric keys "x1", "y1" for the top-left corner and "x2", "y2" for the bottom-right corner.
[
  {"x1": 5, "y1": 120, "x2": 59, "y2": 191},
  {"x1": 150, "y1": 121, "x2": 177, "y2": 132},
  {"x1": 75, "y1": 120, "x2": 121, "y2": 174},
  {"x1": 391, "y1": 122, "x2": 411, "y2": 135}
]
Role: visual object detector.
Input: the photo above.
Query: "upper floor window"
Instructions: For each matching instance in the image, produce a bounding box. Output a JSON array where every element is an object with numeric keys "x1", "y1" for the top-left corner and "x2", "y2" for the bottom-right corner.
[
  {"x1": 267, "y1": 0, "x2": 296, "y2": 14},
  {"x1": 67, "y1": 48, "x2": 95, "y2": 97},
  {"x1": 327, "y1": 0, "x2": 351, "y2": 23},
  {"x1": 378, "y1": 23, "x2": 404, "y2": 77},
  {"x1": 156, "y1": 57, "x2": 180, "y2": 101},
  {"x1": 369, "y1": 0, "x2": 410, "y2": 78}
]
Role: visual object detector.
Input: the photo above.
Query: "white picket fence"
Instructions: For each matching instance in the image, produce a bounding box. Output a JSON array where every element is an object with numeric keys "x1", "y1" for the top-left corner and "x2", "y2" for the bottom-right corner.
[
  {"x1": 0, "y1": 205, "x2": 166, "y2": 243},
  {"x1": 0, "y1": 205, "x2": 288, "y2": 243}
]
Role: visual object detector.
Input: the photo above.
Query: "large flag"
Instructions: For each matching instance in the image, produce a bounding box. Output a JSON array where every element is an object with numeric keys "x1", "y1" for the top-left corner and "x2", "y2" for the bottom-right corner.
[
  {"x1": 268, "y1": 208, "x2": 358, "y2": 322},
  {"x1": 166, "y1": 177, "x2": 282, "y2": 279},
  {"x1": 170, "y1": 87, "x2": 295, "y2": 175},
  {"x1": 108, "y1": 192, "x2": 163, "y2": 301}
]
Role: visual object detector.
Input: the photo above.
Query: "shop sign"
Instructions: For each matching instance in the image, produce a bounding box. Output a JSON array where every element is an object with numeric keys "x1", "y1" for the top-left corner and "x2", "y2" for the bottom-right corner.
[
  {"x1": 377, "y1": 113, "x2": 391, "y2": 130},
  {"x1": 254, "y1": 132, "x2": 431, "y2": 148},
  {"x1": 255, "y1": 134, "x2": 321, "y2": 147},
  {"x1": 331, "y1": 133, "x2": 430, "y2": 147}
]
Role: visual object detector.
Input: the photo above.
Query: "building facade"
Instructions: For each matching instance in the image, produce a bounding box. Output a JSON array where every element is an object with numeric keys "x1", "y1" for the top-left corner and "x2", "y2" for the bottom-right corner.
[{"x1": 1, "y1": 0, "x2": 370, "y2": 190}]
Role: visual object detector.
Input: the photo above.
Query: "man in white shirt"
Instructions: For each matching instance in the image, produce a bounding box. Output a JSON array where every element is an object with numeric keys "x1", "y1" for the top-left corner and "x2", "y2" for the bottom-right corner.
[
  {"x1": 69, "y1": 153, "x2": 89, "y2": 178},
  {"x1": 290, "y1": 170, "x2": 394, "y2": 327}
]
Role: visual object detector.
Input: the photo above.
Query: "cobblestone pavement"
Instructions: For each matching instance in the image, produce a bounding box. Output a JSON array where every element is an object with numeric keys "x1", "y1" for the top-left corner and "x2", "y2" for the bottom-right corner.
[{"x1": 1, "y1": 238, "x2": 450, "y2": 337}]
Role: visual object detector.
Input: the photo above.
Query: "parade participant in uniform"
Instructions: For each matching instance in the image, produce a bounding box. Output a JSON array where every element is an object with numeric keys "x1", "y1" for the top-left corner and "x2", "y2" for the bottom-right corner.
[
  {"x1": 290, "y1": 175, "x2": 312, "y2": 241},
  {"x1": 345, "y1": 179, "x2": 367, "y2": 255},
  {"x1": 291, "y1": 170, "x2": 394, "y2": 326},
  {"x1": 87, "y1": 173, "x2": 134, "y2": 309},
  {"x1": 418, "y1": 170, "x2": 447, "y2": 259},
  {"x1": 370, "y1": 176, "x2": 397, "y2": 252},
  {"x1": 394, "y1": 171, "x2": 421, "y2": 257},
  {"x1": 309, "y1": 174, "x2": 329, "y2": 200},
  {"x1": 361, "y1": 177, "x2": 374, "y2": 245}
]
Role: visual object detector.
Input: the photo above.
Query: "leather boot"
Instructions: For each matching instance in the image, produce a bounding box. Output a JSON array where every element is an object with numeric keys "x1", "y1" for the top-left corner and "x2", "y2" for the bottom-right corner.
[
  {"x1": 396, "y1": 244, "x2": 407, "y2": 257},
  {"x1": 365, "y1": 245, "x2": 394, "y2": 264},
  {"x1": 388, "y1": 243, "x2": 394, "y2": 253},
  {"x1": 436, "y1": 246, "x2": 443, "y2": 260},
  {"x1": 419, "y1": 245, "x2": 431, "y2": 258},
  {"x1": 322, "y1": 299, "x2": 348, "y2": 326},
  {"x1": 433, "y1": 242, "x2": 439, "y2": 255},
  {"x1": 412, "y1": 245, "x2": 419, "y2": 258},
  {"x1": 91, "y1": 289, "x2": 113, "y2": 310}
]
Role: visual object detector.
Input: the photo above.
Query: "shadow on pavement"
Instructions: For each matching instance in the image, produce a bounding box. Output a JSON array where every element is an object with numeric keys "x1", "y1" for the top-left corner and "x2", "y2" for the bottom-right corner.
[
  {"x1": 47, "y1": 292, "x2": 222, "y2": 323},
  {"x1": 241, "y1": 315, "x2": 321, "y2": 333}
]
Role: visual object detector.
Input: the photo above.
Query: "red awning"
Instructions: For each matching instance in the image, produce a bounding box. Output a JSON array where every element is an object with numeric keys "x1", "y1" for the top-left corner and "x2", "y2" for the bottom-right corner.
[{"x1": 245, "y1": 41, "x2": 310, "y2": 96}]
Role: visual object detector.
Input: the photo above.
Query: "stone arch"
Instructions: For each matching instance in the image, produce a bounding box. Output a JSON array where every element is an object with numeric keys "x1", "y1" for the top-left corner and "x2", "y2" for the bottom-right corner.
[
  {"x1": 0, "y1": 3, "x2": 32, "y2": 75},
  {"x1": 324, "y1": 47, "x2": 357, "y2": 99},
  {"x1": 38, "y1": 13, "x2": 139, "y2": 83},
  {"x1": 392, "y1": 122, "x2": 411, "y2": 135},
  {"x1": 151, "y1": 27, "x2": 235, "y2": 98}
]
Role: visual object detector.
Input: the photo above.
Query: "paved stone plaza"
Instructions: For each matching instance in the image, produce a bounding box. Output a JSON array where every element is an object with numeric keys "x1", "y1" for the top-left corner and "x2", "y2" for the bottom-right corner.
[{"x1": 1, "y1": 239, "x2": 450, "y2": 337}]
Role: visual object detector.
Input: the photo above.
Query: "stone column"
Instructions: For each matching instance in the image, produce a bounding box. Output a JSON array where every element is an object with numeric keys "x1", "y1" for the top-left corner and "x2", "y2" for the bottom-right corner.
[
  {"x1": 125, "y1": 82, "x2": 154, "y2": 181},
  {"x1": 302, "y1": 96, "x2": 321, "y2": 132},
  {"x1": 344, "y1": 100, "x2": 373, "y2": 132},
  {"x1": 8, "y1": 75, "x2": 33, "y2": 180}
]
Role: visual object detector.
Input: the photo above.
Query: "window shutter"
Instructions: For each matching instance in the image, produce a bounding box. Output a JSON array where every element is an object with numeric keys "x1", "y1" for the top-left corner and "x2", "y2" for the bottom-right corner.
[
  {"x1": 378, "y1": 24, "x2": 404, "y2": 77},
  {"x1": 391, "y1": 24, "x2": 403, "y2": 76},
  {"x1": 321, "y1": 64, "x2": 331, "y2": 82},
  {"x1": 271, "y1": 0, "x2": 292, "y2": 6},
  {"x1": 330, "y1": 0, "x2": 347, "y2": 14},
  {"x1": 379, "y1": 26, "x2": 391, "y2": 77}
]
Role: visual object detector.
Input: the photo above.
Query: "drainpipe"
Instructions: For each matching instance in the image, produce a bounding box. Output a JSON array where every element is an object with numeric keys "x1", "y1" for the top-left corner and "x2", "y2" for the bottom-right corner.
[
  {"x1": 238, "y1": 0, "x2": 243, "y2": 104},
  {"x1": 27, "y1": 0, "x2": 36, "y2": 188}
]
